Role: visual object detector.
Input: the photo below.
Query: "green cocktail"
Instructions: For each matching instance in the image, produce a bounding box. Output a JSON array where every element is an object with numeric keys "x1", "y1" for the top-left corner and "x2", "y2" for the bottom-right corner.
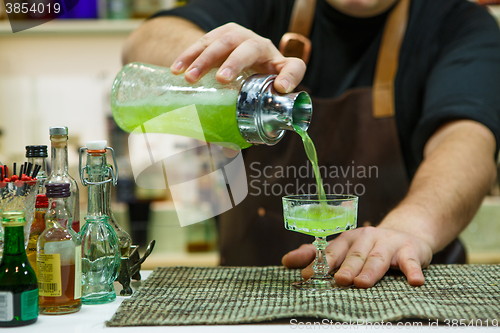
[
  {"x1": 284, "y1": 204, "x2": 356, "y2": 237},
  {"x1": 283, "y1": 194, "x2": 358, "y2": 291}
]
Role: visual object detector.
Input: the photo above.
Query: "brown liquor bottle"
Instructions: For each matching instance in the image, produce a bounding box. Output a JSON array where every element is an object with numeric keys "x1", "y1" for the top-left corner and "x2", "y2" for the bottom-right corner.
[
  {"x1": 37, "y1": 183, "x2": 81, "y2": 315},
  {"x1": 27, "y1": 194, "x2": 49, "y2": 276}
]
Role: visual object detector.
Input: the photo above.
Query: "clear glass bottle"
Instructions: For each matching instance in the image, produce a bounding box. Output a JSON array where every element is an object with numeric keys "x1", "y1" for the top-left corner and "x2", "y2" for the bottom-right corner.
[
  {"x1": 0, "y1": 211, "x2": 38, "y2": 327},
  {"x1": 25, "y1": 145, "x2": 48, "y2": 193},
  {"x1": 79, "y1": 140, "x2": 131, "y2": 256},
  {"x1": 111, "y1": 62, "x2": 312, "y2": 148},
  {"x1": 26, "y1": 194, "x2": 49, "y2": 276},
  {"x1": 79, "y1": 140, "x2": 121, "y2": 304},
  {"x1": 37, "y1": 183, "x2": 81, "y2": 315},
  {"x1": 46, "y1": 127, "x2": 80, "y2": 233}
]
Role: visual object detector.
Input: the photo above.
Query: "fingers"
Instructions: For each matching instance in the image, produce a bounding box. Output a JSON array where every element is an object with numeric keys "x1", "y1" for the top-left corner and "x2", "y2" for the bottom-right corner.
[
  {"x1": 282, "y1": 227, "x2": 432, "y2": 289},
  {"x1": 215, "y1": 38, "x2": 280, "y2": 83},
  {"x1": 300, "y1": 241, "x2": 346, "y2": 281},
  {"x1": 281, "y1": 231, "x2": 355, "y2": 280},
  {"x1": 183, "y1": 31, "x2": 253, "y2": 83},
  {"x1": 281, "y1": 243, "x2": 316, "y2": 269},
  {"x1": 333, "y1": 229, "x2": 379, "y2": 286},
  {"x1": 350, "y1": 245, "x2": 392, "y2": 288},
  {"x1": 170, "y1": 23, "x2": 241, "y2": 75},
  {"x1": 170, "y1": 22, "x2": 306, "y2": 87},
  {"x1": 397, "y1": 246, "x2": 427, "y2": 286},
  {"x1": 171, "y1": 23, "x2": 267, "y2": 82}
]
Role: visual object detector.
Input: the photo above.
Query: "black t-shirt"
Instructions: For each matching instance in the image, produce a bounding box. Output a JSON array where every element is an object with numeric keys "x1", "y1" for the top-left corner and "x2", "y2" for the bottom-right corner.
[{"x1": 153, "y1": 0, "x2": 500, "y2": 177}]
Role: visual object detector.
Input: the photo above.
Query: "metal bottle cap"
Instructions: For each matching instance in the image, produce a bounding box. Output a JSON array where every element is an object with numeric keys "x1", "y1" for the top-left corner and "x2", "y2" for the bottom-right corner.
[
  {"x1": 45, "y1": 183, "x2": 71, "y2": 198},
  {"x1": 26, "y1": 145, "x2": 48, "y2": 158},
  {"x1": 236, "y1": 74, "x2": 312, "y2": 145},
  {"x1": 1, "y1": 211, "x2": 26, "y2": 226},
  {"x1": 35, "y1": 194, "x2": 49, "y2": 208},
  {"x1": 86, "y1": 140, "x2": 107, "y2": 150},
  {"x1": 49, "y1": 126, "x2": 68, "y2": 135}
]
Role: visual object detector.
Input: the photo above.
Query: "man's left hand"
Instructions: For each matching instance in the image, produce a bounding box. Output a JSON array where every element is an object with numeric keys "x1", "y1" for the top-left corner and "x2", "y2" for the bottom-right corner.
[{"x1": 281, "y1": 226, "x2": 433, "y2": 288}]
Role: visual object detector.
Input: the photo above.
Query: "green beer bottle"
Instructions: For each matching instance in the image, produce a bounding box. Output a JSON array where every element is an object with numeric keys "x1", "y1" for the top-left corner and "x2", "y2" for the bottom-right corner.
[{"x1": 0, "y1": 211, "x2": 38, "y2": 327}]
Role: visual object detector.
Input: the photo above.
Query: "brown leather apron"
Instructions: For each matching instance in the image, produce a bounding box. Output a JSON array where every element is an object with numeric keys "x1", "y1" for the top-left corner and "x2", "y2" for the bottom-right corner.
[{"x1": 218, "y1": 0, "x2": 465, "y2": 266}]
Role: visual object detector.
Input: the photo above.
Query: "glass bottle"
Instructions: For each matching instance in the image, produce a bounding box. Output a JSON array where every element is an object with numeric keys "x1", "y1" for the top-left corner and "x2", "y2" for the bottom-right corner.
[
  {"x1": 79, "y1": 140, "x2": 131, "y2": 256},
  {"x1": 46, "y1": 126, "x2": 81, "y2": 233},
  {"x1": 37, "y1": 183, "x2": 81, "y2": 315},
  {"x1": 111, "y1": 62, "x2": 312, "y2": 149},
  {"x1": 26, "y1": 194, "x2": 49, "y2": 276},
  {"x1": 25, "y1": 145, "x2": 48, "y2": 193},
  {"x1": 0, "y1": 211, "x2": 38, "y2": 327},
  {"x1": 79, "y1": 140, "x2": 121, "y2": 304}
]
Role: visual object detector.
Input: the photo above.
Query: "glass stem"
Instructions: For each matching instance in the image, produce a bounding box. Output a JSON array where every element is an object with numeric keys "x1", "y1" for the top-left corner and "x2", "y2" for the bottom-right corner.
[{"x1": 312, "y1": 237, "x2": 329, "y2": 278}]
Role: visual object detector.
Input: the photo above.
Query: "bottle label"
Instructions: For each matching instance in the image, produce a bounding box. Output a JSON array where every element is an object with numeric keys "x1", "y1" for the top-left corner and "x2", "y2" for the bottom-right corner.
[
  {"x1": 37, "y1": 253, "x2": 62, "y2": 297},
  {"x1": 74, "y1": 245, "x2": 82, "y2": 300},
  {"x1": 20, "y1": 289, "x2": 38, "y2": 321},
  {"x1": 44, "y1": 240, "x2": 75, "y2": 262},
  {"x1": 0, "y1": 291, "x2": 13, "y2": 322}
]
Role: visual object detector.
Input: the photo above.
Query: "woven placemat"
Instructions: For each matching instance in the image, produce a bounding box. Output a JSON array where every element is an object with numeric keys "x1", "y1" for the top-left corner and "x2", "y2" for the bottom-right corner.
[{"x1": 106, "y1": 265, "x2": 500, "y2": 326}]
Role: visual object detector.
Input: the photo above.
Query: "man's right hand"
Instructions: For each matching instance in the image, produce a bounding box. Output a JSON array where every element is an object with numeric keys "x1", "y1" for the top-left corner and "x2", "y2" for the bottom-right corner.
[{"x1": 170, "y1": 22, "x2": 306, "y2": 93}]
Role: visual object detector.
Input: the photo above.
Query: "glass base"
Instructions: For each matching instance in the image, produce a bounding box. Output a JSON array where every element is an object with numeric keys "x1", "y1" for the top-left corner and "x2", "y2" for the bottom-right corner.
[
  {"x1": 39, "y1": 301, "x2": 82, "y2": 315},
  {"x1": 293, "y1": 276, "x2": 334, "y2": 291},
  {"x1": 82, "y1": 291, "x2": 116, "y2": 305}
]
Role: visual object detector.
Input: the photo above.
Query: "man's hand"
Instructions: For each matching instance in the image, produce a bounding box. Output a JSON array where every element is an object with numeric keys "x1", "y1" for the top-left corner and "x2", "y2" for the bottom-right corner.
[
  {"x1": 170, "y1": 23, "x2": 306, "y2": 93},
  {"x1": 282, "y1": 227, "x2": 432, "y2": 288}
]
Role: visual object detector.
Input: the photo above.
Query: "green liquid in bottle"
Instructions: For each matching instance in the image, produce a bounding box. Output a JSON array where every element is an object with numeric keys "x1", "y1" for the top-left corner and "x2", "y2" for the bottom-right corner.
[
  {"x1": 114, "y1": 100, "x2": 251, "y2": 150},
  {"x1": 111, "y1": 66, "x2": 252, "y2": 150}
]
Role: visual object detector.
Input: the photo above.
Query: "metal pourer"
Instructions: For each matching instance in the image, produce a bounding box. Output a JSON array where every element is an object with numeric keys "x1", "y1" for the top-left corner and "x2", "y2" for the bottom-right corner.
[{"x1": 236, "y1": 74, "x2": 313, "y2": 145}]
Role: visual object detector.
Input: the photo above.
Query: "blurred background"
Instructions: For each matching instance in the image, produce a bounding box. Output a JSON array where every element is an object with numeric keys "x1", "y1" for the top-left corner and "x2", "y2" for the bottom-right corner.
[{"x1": 0, "y1": 0, "x2": 498, "y2": 268}]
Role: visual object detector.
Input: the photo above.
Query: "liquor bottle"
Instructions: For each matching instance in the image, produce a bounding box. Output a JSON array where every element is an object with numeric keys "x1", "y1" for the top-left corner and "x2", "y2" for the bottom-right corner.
[
  {"x1": 25, "y1": 145, "x2": 49, "y2": 193},
  {"x1": 46, "y1": 126, "x2": 81, "y2": 233},
  {"x1": 37, "y1": 183, "x2": 81, "y2": 314},
  {"x1": 0, "y1": 211, "x2": 38, "y2": 327},
  {"x1": 111, "y1": 63, "x2": 312, "y2": 149},
  {"x1": 26, "y1": 194, "x2": 49, "y2": 276},
  {"x1": 79, "y1": 140, "x2": 121, "y2": 304}
]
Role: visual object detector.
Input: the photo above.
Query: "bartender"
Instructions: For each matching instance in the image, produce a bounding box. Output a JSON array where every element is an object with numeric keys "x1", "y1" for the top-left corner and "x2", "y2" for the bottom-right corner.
[{"x1": 122, "y1": 0, "x2": 500, "y2": 288}]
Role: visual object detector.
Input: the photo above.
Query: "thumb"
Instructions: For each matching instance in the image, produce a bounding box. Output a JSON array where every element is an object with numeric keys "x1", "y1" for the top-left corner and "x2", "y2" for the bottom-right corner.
[{"x1": 281, "y1": 243, "x2": 316, "y2": 268}]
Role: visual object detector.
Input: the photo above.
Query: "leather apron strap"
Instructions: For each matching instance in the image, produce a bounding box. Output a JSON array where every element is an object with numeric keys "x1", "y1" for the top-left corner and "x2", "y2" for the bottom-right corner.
[
  {"x1": 279, "y1": 0, "x2": 316, "y2": 64},
  {"x1": 372, "y1": 0, "x2": 410, "y2": 118}
]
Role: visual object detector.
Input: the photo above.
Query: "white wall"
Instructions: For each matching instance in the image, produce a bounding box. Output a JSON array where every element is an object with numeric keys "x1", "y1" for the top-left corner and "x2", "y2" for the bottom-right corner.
[{"x1": 0, "y1": 31, "x2": 128, "y2": 166}]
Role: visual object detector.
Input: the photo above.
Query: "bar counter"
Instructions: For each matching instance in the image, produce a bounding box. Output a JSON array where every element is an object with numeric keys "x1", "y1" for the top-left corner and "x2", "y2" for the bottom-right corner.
[{"x1": 12, "y1": 267, "x2": 500, "y2": 333}]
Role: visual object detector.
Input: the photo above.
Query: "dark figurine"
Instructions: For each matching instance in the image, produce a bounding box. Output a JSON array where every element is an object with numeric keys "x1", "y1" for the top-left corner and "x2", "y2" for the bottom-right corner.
[{"x1": 117, "y1": 240, "x2": 156, "y2": 296}]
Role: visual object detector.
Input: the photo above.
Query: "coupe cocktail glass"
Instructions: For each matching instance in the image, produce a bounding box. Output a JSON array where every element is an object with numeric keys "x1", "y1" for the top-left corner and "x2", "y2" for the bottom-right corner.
[{"x1": 282, "y1": 194, "x2": 358, "y2": 291}]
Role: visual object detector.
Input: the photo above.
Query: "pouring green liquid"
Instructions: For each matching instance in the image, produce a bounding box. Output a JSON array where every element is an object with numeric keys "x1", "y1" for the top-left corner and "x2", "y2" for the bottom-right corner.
[
  {"x1": 293, "y1": 125, "x2": 326, "y2": 201},
  {"x1": 284, "y1": 126, "x2": 355, "y2": 237}
]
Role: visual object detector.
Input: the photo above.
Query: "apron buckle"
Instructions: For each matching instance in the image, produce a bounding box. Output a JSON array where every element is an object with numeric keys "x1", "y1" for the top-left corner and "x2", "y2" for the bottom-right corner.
[{"x1": 279, "y1": 32, "x2": 312, "y2": 64}]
